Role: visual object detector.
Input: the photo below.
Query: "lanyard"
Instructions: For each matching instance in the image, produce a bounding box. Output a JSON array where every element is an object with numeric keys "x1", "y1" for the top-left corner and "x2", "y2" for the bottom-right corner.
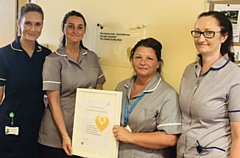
[{"x1": 124, "y1": 92, "x2": 145, "y2": 125}]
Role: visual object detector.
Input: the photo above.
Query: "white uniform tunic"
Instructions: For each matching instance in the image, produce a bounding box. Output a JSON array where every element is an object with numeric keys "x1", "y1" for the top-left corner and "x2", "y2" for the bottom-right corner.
[{"x1": 177, "y1": 54, "x2": 240, "y2": 158}]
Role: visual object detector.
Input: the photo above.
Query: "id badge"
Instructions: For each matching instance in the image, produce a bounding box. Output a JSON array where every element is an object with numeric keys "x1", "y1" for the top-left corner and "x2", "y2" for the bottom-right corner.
[
  {"x1": 125, "y1": 125, "x2": 132, "y2": 132},
  {"x1": 5, "y1": 126, "x2": 19, "y2": 135}
]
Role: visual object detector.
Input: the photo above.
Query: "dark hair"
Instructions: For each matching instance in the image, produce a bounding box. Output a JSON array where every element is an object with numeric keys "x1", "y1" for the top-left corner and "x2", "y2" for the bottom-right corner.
[
  {"x1": 198, "y1": 11, "x2": 234, "y2": 61},
  {"x1": 130, "y1": 37, "x2": 163, "y2": 73},
  {"x1": 18, "y1": 3, "x2": 44, "y2": 21},
  {"x1": 61, "y1": 10, "x2": 88, "y2": 50}
]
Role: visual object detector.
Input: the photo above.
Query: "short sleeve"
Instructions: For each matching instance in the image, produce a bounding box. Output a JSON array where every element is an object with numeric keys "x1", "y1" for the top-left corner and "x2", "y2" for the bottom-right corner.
[
  {"x1": 157, "y1": 90, "x2": 182, "y2": 134},
  {"x1": 228, "y1": 83, "x2": 240, "y2": 122},
  {"x1": 96, "y1": 57, "x2": 106, "y2": 85},
  {"x1": 42, "y1": 56, "x2": 61, "y2": 91},
  {"x1": 0, "y1": 52, "x2": 6, "y2": 86}
]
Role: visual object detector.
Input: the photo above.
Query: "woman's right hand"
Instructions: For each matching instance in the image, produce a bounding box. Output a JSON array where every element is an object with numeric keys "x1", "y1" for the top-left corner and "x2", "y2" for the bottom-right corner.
[
  {"x1": 62, "y1": 135, "x2": 73, "y2": 156},
  {"x1": 47, "y1": 90, "x2": 73, "y2": 156},
  {"x1": 112, "y1": 125, "x2": 133, "y2": 143}
]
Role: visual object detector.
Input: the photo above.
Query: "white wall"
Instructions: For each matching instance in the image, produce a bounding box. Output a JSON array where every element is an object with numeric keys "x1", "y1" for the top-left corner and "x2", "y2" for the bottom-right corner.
[
  {"x1": 37, "y1": 0, "x2": 207, "y2": 91},
  {"x1": 0, "y1": 0, "x2": 17, "y2": 47}
]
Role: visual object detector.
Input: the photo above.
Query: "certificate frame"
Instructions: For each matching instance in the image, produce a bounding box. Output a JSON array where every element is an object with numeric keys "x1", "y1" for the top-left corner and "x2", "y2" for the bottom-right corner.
[
  {"x1": 72, "y1": 88, "x2": 122, "y2": 158},
  {"x1": 209, "y1": 0, "x2": 240, "y2": 45}
]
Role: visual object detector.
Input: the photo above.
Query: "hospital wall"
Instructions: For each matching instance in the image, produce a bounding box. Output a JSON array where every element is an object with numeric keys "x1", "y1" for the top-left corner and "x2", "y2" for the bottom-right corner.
[
  {"x1": 36, "y1": 0, "x2": 207, "y2": 91},
  {"x1": 0, "y1": 0, "x2": 16, "y2": 47}
]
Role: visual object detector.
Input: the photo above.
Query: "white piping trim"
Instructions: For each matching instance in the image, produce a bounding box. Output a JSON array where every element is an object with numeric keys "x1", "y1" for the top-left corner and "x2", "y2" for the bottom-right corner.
[
  {"x1": 83, "y1": 50, "x2": 88, "y2": 55},
  {"x1": 11, "y1": 43, "x2": 22, "y2": 52},
  {"x1": 36, "y1": 46, "x2": 42, "y2": 52},
  {"x1": 98, "y1": 74, "x2": 104, "y2": 79},
  {"x1": 55, "y1": 51, "x2": 67, "y2": 57},
  {"x1": 144, "y1": 77, "x2": 161, "y2": 93},
  {"x1": 157, "y1": 123, "x2": 182, "y2": 127},
  {"x1": 43, "y1": 81, "x2": 61, "y2": 84},
  {"x1": 124, "y1": 76, "x2": 162, "y2": 91},
  {"x1": 0, "y1": 78, "x2": 6, "y2": 81}
]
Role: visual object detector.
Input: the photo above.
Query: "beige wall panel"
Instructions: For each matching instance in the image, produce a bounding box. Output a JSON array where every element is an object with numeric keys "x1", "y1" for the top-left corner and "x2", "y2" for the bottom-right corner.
[
  {"x1": 18, "y1": 0, "x2": 27, "y2": 11},
  {"x1": 0, "y1": 0, "x2": 17, "y2": 47},
  {"x1": 37, "y1": 0, "x2": 208, "y2": 91}
]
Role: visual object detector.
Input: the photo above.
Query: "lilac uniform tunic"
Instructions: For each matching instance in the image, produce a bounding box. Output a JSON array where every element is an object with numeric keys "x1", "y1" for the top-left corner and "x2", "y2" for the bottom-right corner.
[
  {"x1": 38, "y1": 46, "x2": 106, "y2": 148},
  {"x1": 116, "y1": 73, "x2": 182, "y2": 158},
  {"x1": 177, "y1": 54, "x2": 240, "y2": 158}
]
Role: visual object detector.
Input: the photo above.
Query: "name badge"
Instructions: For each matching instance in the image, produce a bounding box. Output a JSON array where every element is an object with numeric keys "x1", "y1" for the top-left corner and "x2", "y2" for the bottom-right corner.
[{"x1": 5, "y1": 126, "x2": 19, "y2": 135}]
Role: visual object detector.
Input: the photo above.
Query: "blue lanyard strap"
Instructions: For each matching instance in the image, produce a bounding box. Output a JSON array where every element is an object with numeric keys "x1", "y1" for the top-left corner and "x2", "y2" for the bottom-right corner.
[{"x1": 124, "y1": 92, "x2": 145, "y2": 125}]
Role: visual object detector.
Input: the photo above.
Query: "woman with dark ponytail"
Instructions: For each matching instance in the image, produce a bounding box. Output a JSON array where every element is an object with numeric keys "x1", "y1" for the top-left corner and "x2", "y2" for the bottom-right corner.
[
  {"x1": 60, "y1": 10, "x2": 88, "y2": 50},
  {"x1": 177, "y1": 11, "x2": 240, "y2": 158},
  {"x1": 38, "y1": 10, "x2": 106, "y2": 158}
]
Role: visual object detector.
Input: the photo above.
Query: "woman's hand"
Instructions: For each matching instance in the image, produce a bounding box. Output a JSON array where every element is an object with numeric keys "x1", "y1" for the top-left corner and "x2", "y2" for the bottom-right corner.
[
  {"x1": 113, "y1": 125, "x2": 178, "y2": 149},
  {"x1": 112, "y1": 125, "x2": 133, "y2": 143},
  {"x1": 62, "y1": 135, "x2": 73, "y2": 156},
  {"x1": 47, "y1": 90, "x2": 73, "y2": 156},
  {"x1": 88, "y1": 84, "x2": 103, "y2": 90}
]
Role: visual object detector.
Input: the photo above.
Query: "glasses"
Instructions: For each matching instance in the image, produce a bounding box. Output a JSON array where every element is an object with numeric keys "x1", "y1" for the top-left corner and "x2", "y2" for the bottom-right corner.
[{"x1": 191, "y1": 30, "x2": 221, "y2": 39}]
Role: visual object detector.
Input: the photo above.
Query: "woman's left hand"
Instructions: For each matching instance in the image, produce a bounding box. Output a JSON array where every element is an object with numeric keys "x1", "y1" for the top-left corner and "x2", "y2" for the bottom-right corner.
[{"x1": 112, "y1": 125, "x2": 133, "y2": 143}]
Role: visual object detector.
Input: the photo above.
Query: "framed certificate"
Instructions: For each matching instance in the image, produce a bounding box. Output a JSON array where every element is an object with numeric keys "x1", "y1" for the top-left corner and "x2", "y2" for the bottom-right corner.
[{"x1": 72, "y1": 88, "x2": 122, "y2": 158}]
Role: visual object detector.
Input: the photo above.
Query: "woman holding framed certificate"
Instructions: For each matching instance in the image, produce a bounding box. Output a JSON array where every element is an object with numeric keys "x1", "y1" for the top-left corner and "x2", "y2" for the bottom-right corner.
[
  {"x1": 38, "y1": 10, "x2": 106, "y2": 158},
  {"x1": 113, "y1": 38, "x2": 182, "y2": 158}
]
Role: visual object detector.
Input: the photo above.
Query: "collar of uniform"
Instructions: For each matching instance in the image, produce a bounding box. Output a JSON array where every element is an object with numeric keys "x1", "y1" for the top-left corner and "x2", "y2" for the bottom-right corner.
[
  {"x1": 194, "y1": 61, "x2": 201, "y2": 77},
  {"x1": 124, "y1": 72, "x2": 162, "y2": 97},
  {"x1": 210, "y1": 54, "x2": 229, "y2": 70},
  {"x1": 11, "y1": 36, "x2": 43, "y2": 53},
  {"x1": 55, "y1": 46, "x2": 67, "y2": 56},
  {"x1": 195, "y1": 53, "x2": 229, "y2": 72},
  {"x1": 55, "y1": 46, "x2": 88, "y2": 57}
]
